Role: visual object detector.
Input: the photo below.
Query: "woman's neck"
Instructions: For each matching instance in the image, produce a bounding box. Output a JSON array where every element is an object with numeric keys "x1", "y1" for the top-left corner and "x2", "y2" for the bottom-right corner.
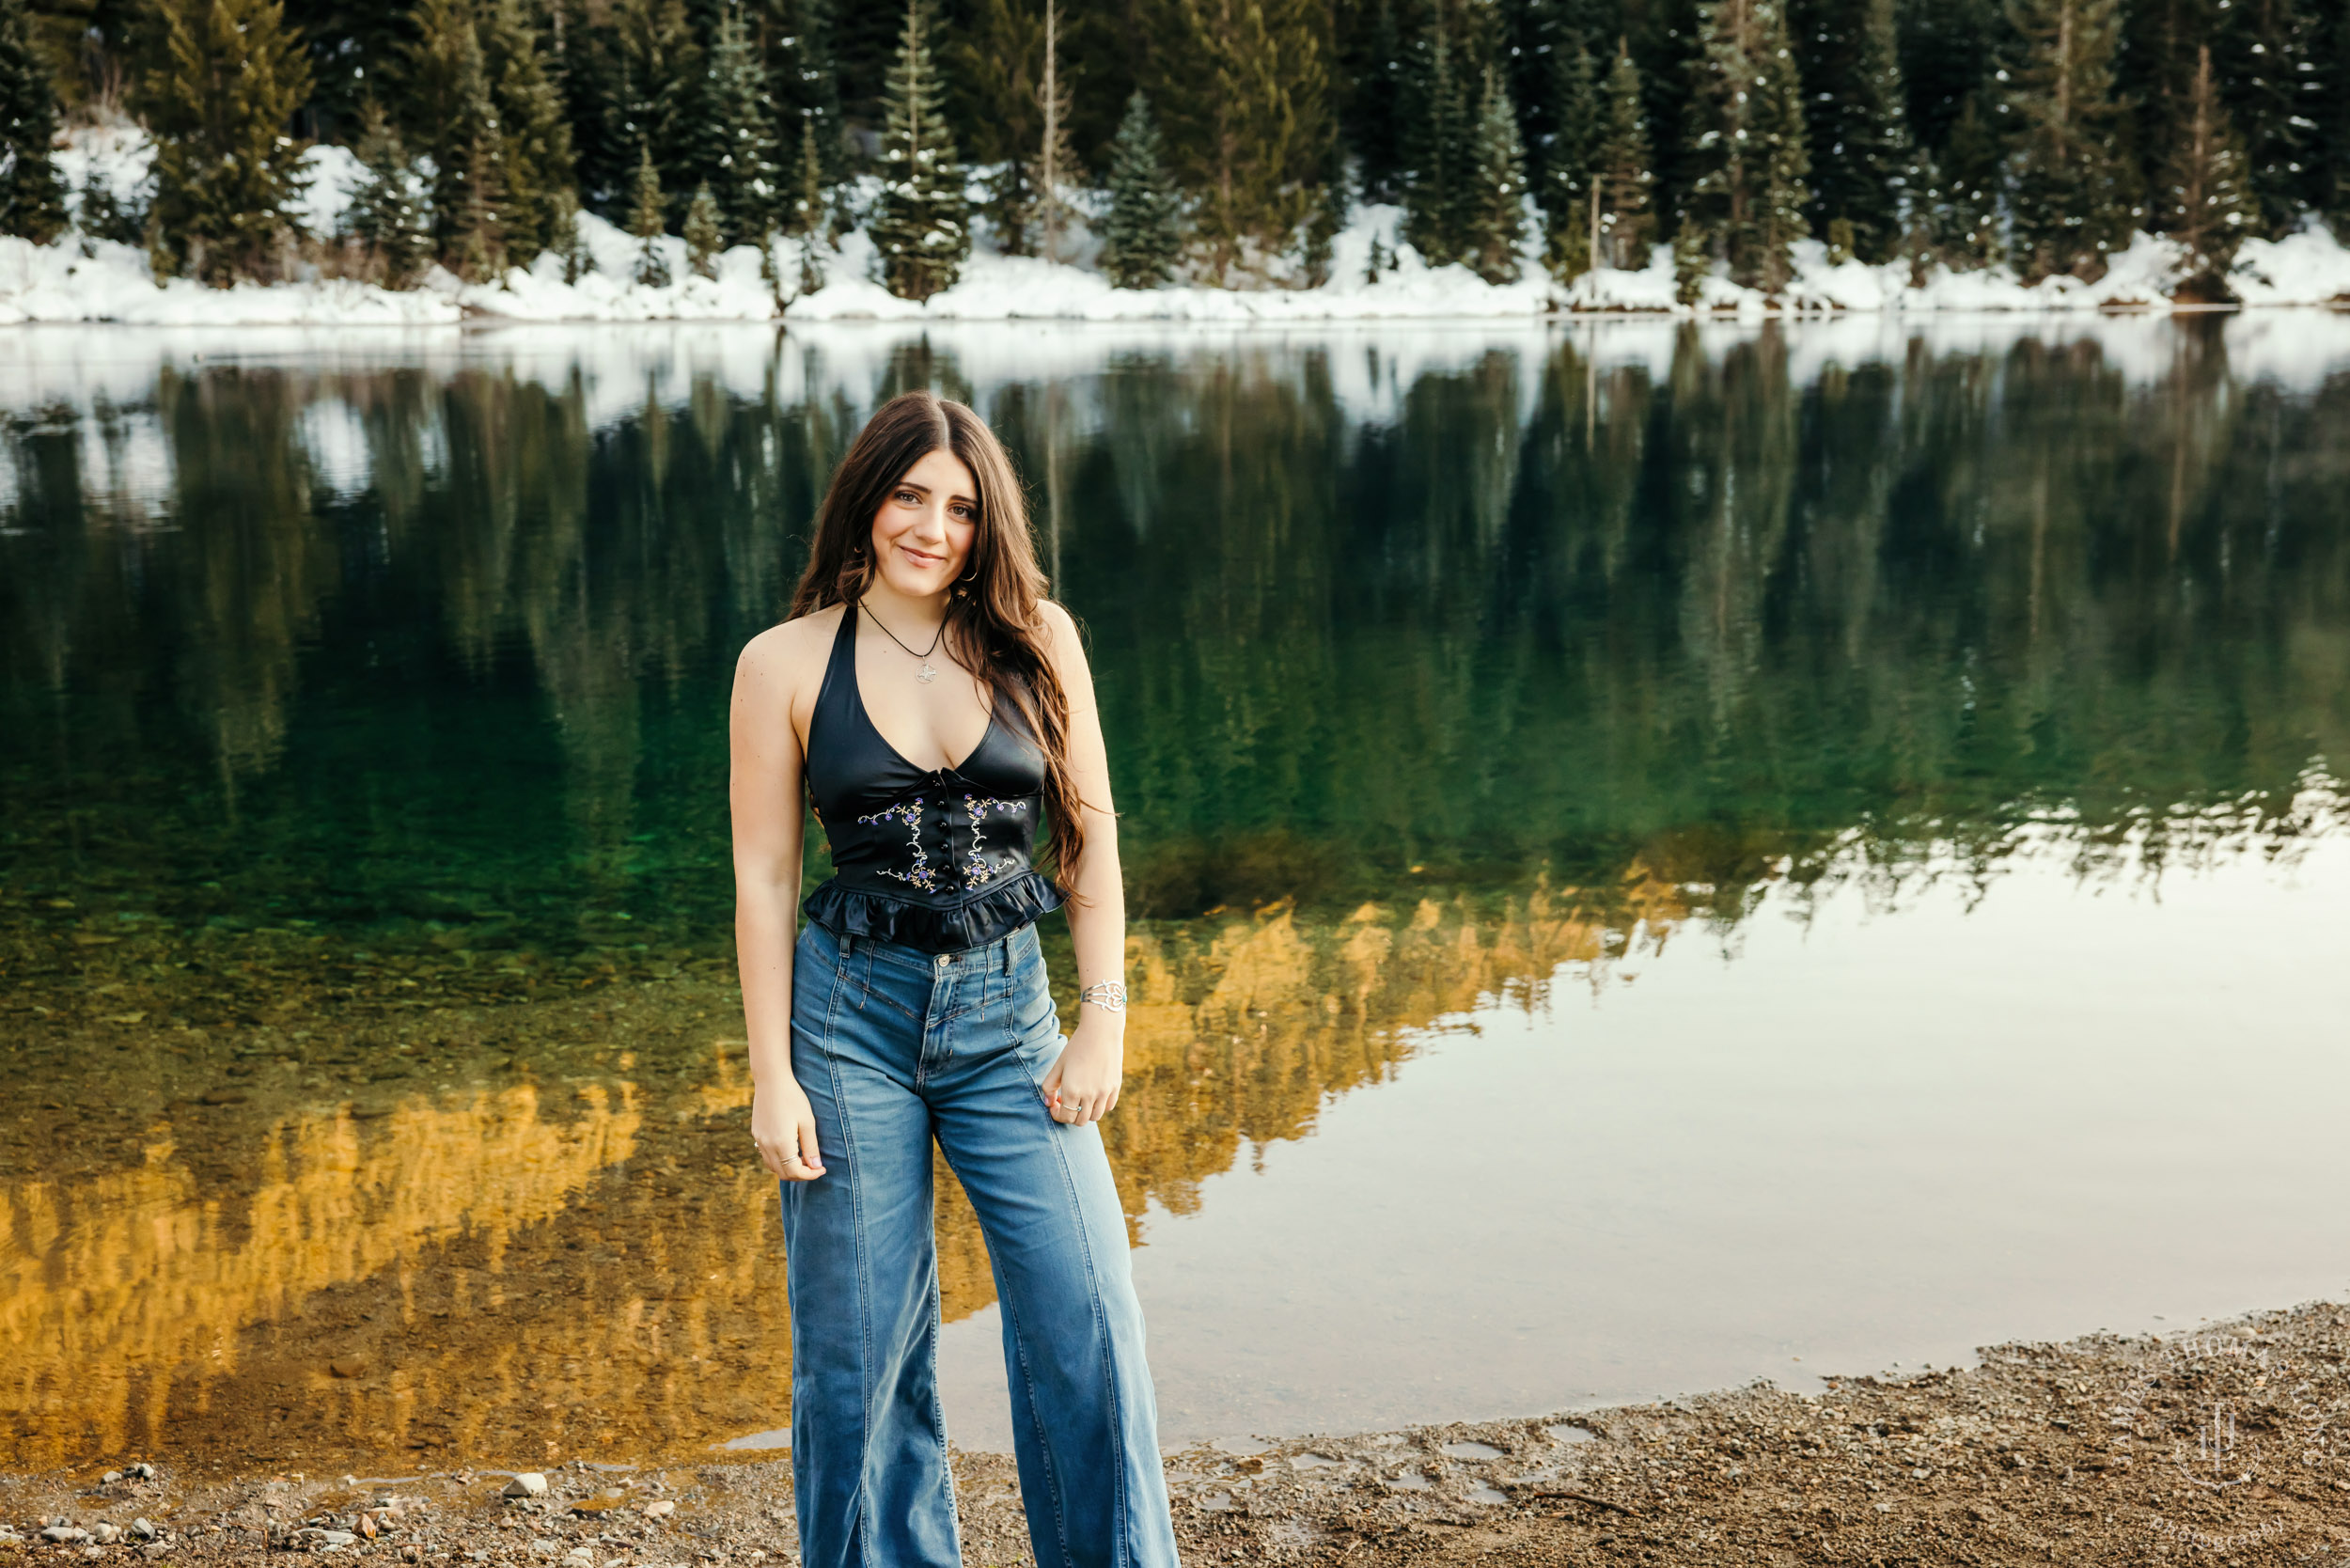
[{"x1": 861, "y1": 576, "x2": 947, "y2": 631}]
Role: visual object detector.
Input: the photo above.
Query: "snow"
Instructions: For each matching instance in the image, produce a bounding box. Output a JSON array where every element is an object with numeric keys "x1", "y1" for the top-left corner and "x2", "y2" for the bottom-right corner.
[{"x1": 12, "y1": 127, "x2": 2350, "y2": 327}]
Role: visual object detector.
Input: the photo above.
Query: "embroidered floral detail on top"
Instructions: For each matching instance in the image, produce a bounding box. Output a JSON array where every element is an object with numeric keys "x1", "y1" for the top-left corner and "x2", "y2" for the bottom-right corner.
[
  {"x1": 855, "y1": 799, "x2": 939, "y2": 892},
  {"x1": 961, "y1": 795, "x2": 1028, "y2": 887}
]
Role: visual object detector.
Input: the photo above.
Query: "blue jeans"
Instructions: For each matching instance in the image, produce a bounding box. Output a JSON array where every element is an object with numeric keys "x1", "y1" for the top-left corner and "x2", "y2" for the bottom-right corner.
[{"x1": 778, "y1": 917, "x2": 1179, "y2": 1568}]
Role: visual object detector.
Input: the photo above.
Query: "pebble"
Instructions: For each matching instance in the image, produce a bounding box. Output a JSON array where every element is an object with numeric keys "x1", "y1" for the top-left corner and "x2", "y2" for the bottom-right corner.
[
  {"x1": 131, "y1": 1464, "x2": 157, "y2": 1480},
  {"x1": 562, "y1": 1550, "x2": 595, "y2": 1567},
  {"x1": 91, "y1": 1523, "x2": 120, "y2": 1544},
  {"x1": 641, "y1": 1499, "x2": 676, "y2": 1519},
  {"x1": 102, "y1": 1470, "x2": 124, "y2": 1484},
  {"x1": 130, "y1": 1518, "x2": 160, "y2": 1540},
  {"x1": 320, "y1": 1529, "x2": 358, "y2": 1546},
  {"x1": 41, "y1": 1525, "x2": 91, "y2": 1544},
  {"x1": 504, "y1": 1472, "x2": 551, "y2": 1498}
]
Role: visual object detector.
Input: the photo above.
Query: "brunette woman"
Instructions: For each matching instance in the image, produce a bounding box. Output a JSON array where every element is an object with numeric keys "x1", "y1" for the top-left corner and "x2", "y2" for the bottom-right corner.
[{"x1": 729, "y1": 391, "x2": 1177, "y2": 1568}]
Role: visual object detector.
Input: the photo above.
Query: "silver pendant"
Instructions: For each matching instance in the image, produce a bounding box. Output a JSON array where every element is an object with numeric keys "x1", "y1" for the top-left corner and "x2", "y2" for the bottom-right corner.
[{"x1": 917, "y1": 661, "x2": 938, "y2": 684}]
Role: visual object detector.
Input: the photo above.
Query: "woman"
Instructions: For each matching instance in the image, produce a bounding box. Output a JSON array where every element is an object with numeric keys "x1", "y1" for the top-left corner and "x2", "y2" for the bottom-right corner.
[{"x1": 729, "y1": 390, "x2": 1178, "y2": 1568}]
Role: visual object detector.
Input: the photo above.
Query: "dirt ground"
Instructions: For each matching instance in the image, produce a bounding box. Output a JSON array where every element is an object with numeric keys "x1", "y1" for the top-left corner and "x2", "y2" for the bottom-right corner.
[{"x1": 8, "y1": 1301, "x2": 2348, "y2": 1567}]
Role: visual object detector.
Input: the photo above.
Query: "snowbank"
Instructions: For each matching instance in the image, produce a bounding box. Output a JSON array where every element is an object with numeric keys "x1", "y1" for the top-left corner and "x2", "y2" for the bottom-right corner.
[{"x1": 11, "y1": 128, "x2": 2350, "y2": 326}]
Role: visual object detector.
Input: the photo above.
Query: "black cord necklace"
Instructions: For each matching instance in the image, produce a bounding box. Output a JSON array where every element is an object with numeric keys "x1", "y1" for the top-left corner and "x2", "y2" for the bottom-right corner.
[{"x1": 861, "y1": 599, "x2": 945, "y2": 684}]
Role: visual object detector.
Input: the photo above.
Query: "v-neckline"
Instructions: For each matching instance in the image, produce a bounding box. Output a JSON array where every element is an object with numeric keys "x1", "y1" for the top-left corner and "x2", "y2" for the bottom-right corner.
[{"x1": 848, "y1": 605, "x2": 996, "y2": 778}]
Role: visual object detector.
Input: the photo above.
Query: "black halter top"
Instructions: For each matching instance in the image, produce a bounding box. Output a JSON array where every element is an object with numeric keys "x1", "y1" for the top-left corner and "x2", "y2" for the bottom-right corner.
[{"x1": 800, "y1": 604, "x2": 1062, "y2": 953}]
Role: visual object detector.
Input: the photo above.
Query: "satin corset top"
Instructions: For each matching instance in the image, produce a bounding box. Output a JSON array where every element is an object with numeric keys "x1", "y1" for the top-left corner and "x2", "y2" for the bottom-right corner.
[{"x1": 799, "y1": 604, "x2": 1062, "y2": 953}]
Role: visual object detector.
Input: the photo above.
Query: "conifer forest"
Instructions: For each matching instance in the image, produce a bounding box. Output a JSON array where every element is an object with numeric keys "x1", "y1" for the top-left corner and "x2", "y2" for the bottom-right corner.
[{"x1": 0, "y1": 0, "x2": 2343, "y2": 298}]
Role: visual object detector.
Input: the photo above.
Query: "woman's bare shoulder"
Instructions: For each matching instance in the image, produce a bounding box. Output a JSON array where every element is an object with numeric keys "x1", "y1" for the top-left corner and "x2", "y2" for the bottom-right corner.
[{"x1": 737, "y1": 603, "x2": 846, "y2": 690}]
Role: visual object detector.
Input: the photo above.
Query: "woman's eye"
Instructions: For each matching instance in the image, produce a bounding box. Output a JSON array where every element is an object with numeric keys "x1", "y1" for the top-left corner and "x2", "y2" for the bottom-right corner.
[{"x1": 894, "y1": 489, "x2": 919, "y2": 505}]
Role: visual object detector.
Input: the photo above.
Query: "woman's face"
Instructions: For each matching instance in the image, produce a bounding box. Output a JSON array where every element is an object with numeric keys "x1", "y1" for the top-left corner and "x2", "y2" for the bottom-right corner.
[{"x1": 869, "y1": 447, "x2": 979, "y2": 600}]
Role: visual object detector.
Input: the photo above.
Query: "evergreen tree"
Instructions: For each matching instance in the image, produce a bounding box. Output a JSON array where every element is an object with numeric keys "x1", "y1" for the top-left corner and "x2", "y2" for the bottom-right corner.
[
  {"x1": 1352, "y1": 0, "x2": 1409, "y2": 202},
  {"x1": 950, "y1": 0, "x2": 1042, "y2": 255},
  {"x1": 2003, "y1": 0, "x2": 2134, "y2": 282},
  {"x1": 2322, "y1": 0, "x2": 2350, "y2": 236},
  {"x1": 1507, "y1": 0, "x2": 1592, "y2": 198},
  {"x1": 683, "y1": 180, "x2": 722, "y2": 273},
  {"x1": 1591, "y1": 38, "x2": 1654, "y2": 269},
  {"x1": 1463, "y1": 64, "x2": 1530, "y2": 282},
  {"x1": 1099, "y1": 87, "x2": 1182, "y2": 287},
  {"x1": 1671, "y1": 215, "x2": 1709, "y2": 302},
  {"x1": 760, "y1": 0, "x2": 846, "y2": 185},
  {"x1": 139, "y1": 0, "x2": 315, "y2": 283},
  {"x1": 1402, "y1": 11, "x2": 1470, "y2": 264},
  {"x1": 785, "y1": 110, "x2": 830, "y2": 238},
  {"x1": 696, "y1": 1, "x2": 779, "y2": 243},
  {"x1": 404, "y1": 0, "x2": 507, "y2": 275},
  {"x1": 550, "y1": 184, "x2": 588, "y2": 279},
  {"x1": 555, "y1": 0, "x2": 633, "y2": 212},
  {"x1": 1684, "y1": 0, "x2": 1811, "y2": 292},
  {"x1": 76, "y1": 166, "x2": 149, "y2": 247},
  {"x1": 1917, "y1": 86, "x2": 2001, "y2": 267},
  {"x1": 1538, "y1": 39, "x2": 1599, "y2": 276},
  {"x1": 628, "y1": 140, "x2": 670, "y2": 284},
  {"x1": 613, "y1": 0, "x2": 699, "y2": 222},
  {"x1": 2164, "y1": 42, "x2": 2249, "y2": 290},
  {"x1": 343, "y1": 97, "x2": 431, "y2": 285},
  {"x1": 0, "y1": 0, "x2": 67, "y2": 243},
  {"x1": 2213, "y1": 0, "x2": 2321, "y2": 236},
  {"x1": 1894, "y1": 0, "x2": 1997, "y2": 155},
  {"x1": 1793, "y1": 0, "x2": 1913, "y2": 260},
  {"x1": 478, "y1": 0, "x2": 578, "y2": 261},
  {"x1": 1026, "y1": 0, "x2": 1076, "y2": 262},
  {"x1": 1151, "y1": 0, "x2": 1331, "y2": 279},
  {"x1": 870, "y1": 0, "x2": 968, "y2": 301}
]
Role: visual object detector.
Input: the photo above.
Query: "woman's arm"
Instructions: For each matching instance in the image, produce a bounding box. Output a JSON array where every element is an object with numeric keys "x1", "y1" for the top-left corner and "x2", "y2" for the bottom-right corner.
[
  {"x1": 1036, "y1": 601, "x2": 1127, "y2": 1126},
  {"x1": 732, "y1": 626, "x2": 825, "y2": 1179}
]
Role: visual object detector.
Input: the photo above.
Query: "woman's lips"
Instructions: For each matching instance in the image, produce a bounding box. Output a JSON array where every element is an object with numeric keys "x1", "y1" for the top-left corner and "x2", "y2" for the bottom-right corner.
[{"x1": 899, "y1": 544, "x2": 945, "y2": 567}]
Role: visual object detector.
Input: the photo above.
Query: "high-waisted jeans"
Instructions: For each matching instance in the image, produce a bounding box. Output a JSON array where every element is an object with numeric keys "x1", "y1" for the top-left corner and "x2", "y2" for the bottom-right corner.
[{"x1": 777, "y1": 917, "x2": 1179, "y2": 1568}]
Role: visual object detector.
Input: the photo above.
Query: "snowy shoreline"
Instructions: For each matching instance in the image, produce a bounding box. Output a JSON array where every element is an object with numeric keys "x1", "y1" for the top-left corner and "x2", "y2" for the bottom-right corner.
[{"x1": 9, "y1": 133, "x2": 2350, "y2": 328}]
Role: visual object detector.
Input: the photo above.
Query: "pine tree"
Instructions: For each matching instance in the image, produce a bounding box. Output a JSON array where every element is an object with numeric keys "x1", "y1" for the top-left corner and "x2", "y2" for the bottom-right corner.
[
  {"x1": 613, "y1": 0, "x2": 699, "y2": 223},
  {"x1": 629, "y1": 140, "x2": 671, "y2": 284},
  {"x1": 1671, "y1": 216, "x2": 1710, "y2": 302},
  {"x1": 139, "y1": 0, "x2": 315, "y2": 283},
  {"x1": 2165, "y1": 43, "x2": 2249, "y2": 292},
  {"x1": 405, "y1": 0, "x2": 507, "y2": 276},
  {"x1": 1100, "y1": 88, "x2": 1183, "y2": 287},
  {"x1": 1463, "y1": 65, "x2": 1530, "y2": 282},
  {"x1": 2003, "y1": 0, "x2": 2134, "y2": 282},
  {"x1": 344, "y1": 97, "x2": 431, "y2": 285},
  {"x1": 2214, "y1": 0, "x2": 2321, "y2": 237},
  {"x1": 478, "y1": 0, "x2": 578, "y2": 261},
  {"x1": 1027, "y1": 0, "x2": 1076, "y2": 263},
  {"x1": 1895, "y1": 0, "x2": 1998, "y2": 156},
  {"x1": 683, "y1": 180, "x2": 722, "y2": 274},
  {"x1": 1919, "y1": 86, "x2": 2001, "y2": 267},
  {"x1": 785, "y1": 110, "x2": 830, "y2": 238},
  {"x1": 1591, "y1": 39, "x2": 1654, "y2": 269},
  {"x1": 1507, "y1": 0, "x2": 1590, "y2": 199},
  {"x1": 761, "y1": 0, "x2": 846, "y2": 185},
  {"x1": 693, "y1": 2, "x2": 779, "y2": 244},
  {"x1": 1402, "y1": 12, "x2": 1471, "y2": 265},
  {"x1": 550, "y1": 184, "x2": 588, "y2": 279},
  {"x1": 870, "y1": 0, "x2": 968, "y2": 301},
  {"x1": 1538, "y1": 39, "x2": 1599, "y2": 277},
  {"x1": 1153, "y1": 0, "x2": 1332, "y2": 280},
  {"x1": 77, "y1": 166, "x2": 148, "y2": 247},
  {"x1": 1793, "y1": 0, "x2": 1913, "y2": 260},
  {"x1": 0, "y1": 0, "x2": 67, "y2": 243},
  {"x1": 1353, "y1": 0, "x2": 1409, "y2": 202},
  {"x1": 1684, "y1": 0, "x2": 1812, "y2": 292},
  {"x1": 555, "y1": 0, "x2": 632, "y2": 212},
  {"x1": 950, "y1": 0, "x2": 1042, "y2": 256}
]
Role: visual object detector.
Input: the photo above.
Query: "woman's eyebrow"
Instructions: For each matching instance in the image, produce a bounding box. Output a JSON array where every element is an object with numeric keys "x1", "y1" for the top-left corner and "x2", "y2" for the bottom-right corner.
[{"x1": 899, "y1": 478, "x2": 979, "y2": 508}]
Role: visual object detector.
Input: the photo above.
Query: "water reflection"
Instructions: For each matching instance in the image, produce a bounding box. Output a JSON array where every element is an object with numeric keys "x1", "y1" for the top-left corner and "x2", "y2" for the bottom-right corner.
[{"x1": 3, "y1": 318, "x2": 2346, "y2": 1472}]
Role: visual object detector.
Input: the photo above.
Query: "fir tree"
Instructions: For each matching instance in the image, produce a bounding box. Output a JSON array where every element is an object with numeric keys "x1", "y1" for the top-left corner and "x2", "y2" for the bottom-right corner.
[
  {"x1": 554, "y1": 0, "x2": 633, "y2": 212},
  {"x1": 1895, "y1": 0, "x2": 1998, "y2": 155},
  {"x1": 761, "y1": 0, "x2": 846, "y2": 186},
  {"x1": 612, "y1": 0, "x2": 699, "y2": 223},
  {"x1": 870, "y1": 0, "x2": 968, "y2": 301},
  {"x1": 689, "y1": 3, "x2": 778, "y2": 244},
  {"x1": 2164, "y1": 42, "x2": 2249, "y2": 291},
  {"x1": 950, "y1": 0, "x2": 1042, "y2": 256},
  {"x1": 1672, "y1": 216, "x2": 1710, "y2": 302},
  {"x1": 1153, "y1": 0, "x2": 1331, "y2": 279},
  {"x1": 550, "y1": 184, "x2": 588, "y2": 280},
  {"x1": 1918, "y1": 86, "x2": 2001, "y2": 267},
  {"x1": 2003, "y1": 0, "x2": 2134, "y2": 282},
  {"x1": 1099, "y1": 88, "x2": 1182, "y2": 288},
  {"x1": 1353, "y1": 0, "x2": 1409, "y2": 202},
  {"x1": 628, "y1": 140, "x2": 670, "y2": 284},
  {"x1": 1464, "y1": 64, "x2": 1531, "y2": 282},
  {"x1": 139, "y1": 0, "x2": 315, "y2": 283},
  {"x1": 683, "y1": 180, "x2": 722, "y2": 274},
  {"x1": 1402, "y1": 12, "x2": 1470, "y2": 265},
  {"x1": 76, "y1": 166, "x2": 148, "y2": 248},
  {"x1": 1793, "y1": 0, "x2": 1913, "y2": 260},
  {"x1": 1507, "y1": 0, "x2": 1591, "y2": 199},
  {"x1": 1538, "y1": 39, "x2": 1599, "y2": 277},
  {"x1": 2214, "y1": 0, "x2": 2321, "y2": 236},
  {"x1": 343, "y1": 97, "x2": 431, "y2": 286},
  {"x1": 1591, "y1": 39, "x2": 1654, "y2": 270},
  {"x1": 478, "y1": 0, "x2": 578, "y2": 261},
  {"x1": 404, "y1": 0, "x2": 507, "y2": 275},
  {"x1": 1684, "y1": 0, "x2": 1812, "y2": 292},
  {"x1": 0, "y1": 0, "x2": 67, "y2": 243},
  {"x1": 1027, "y1": 0, "x2": 1076, "y2": 263}
]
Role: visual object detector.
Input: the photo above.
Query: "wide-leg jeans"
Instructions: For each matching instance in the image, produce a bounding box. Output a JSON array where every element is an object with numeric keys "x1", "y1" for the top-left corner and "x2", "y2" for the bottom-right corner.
[{"x1": 777, "y1": 917, "x2": 1179, "y2": 1568}]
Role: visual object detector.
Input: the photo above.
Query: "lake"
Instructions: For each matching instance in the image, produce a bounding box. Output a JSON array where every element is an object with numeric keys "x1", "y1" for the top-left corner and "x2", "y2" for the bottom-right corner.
[{"x1": 3, "y1": 316, "x2": 2346, "y2": 1476}]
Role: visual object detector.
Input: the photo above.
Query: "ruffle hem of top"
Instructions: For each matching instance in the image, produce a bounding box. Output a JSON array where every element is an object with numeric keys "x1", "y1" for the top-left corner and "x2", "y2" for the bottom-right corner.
[{"x1": 802, "y1": 868, "x2": 1065, "y2": 955}]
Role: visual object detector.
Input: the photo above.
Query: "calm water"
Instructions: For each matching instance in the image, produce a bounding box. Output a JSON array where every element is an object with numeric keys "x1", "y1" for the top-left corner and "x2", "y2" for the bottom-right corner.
[{"x1": 3, "y1": 318, "x2": 2347, "y2": 1475}]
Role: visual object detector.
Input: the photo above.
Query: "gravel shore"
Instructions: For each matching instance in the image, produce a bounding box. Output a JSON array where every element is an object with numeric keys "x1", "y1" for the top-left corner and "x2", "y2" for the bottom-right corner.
[{"x1": 8, "y1": 1302, "x2": 2347, "y2": 1567}]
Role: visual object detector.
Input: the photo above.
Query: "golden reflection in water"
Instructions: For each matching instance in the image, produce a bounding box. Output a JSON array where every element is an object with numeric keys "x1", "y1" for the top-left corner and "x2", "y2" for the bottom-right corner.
[{"x1": 1, "y1": 886, "x2": 1684, "y2": 1475}]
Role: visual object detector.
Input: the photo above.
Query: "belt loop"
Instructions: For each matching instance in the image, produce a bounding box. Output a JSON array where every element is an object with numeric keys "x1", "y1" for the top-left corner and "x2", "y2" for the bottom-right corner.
[{"x1": 840, "y1": 931, "x2": 854, "y2": 961}]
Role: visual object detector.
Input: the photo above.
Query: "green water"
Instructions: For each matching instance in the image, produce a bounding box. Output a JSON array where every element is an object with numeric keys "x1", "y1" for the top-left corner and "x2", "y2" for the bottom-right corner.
[
  {"x1": 3, "y1": 318, "x2": 2348, "y2": 1473},
  {"x1": 5, "y1": 321, "x2": 2342, "y2": 957}
]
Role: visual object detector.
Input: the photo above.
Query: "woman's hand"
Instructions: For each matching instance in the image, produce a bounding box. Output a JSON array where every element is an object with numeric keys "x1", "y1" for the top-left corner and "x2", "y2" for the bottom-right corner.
[
  {"x1": 752, "y1": 1077, "x2": 825, "y2": 1181},
  {"x1": 1042, "y1": 1011, "x2": 1124, "y2": 1126}
]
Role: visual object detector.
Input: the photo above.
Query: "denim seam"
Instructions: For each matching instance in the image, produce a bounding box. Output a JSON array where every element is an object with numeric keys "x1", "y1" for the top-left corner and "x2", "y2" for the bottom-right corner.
[
  {"x1": 995, "y1": 1253, "x2": 1072, "y2": 1565},
  {"x1": 1011, "y1": 1037, "x2": 1125, "y2": 1566},
  {"x1": 816, "y1": 944, "x2": 880, "y2": 1568},
  {"x1": 925, "y1": 1252, "x2": 962, "y2": 1544}
]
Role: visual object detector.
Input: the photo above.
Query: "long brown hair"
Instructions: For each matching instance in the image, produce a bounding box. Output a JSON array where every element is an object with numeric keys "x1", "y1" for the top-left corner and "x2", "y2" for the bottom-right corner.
[{"x1": 790, "y1": 391, "x2": 1086, "y2": 893}]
